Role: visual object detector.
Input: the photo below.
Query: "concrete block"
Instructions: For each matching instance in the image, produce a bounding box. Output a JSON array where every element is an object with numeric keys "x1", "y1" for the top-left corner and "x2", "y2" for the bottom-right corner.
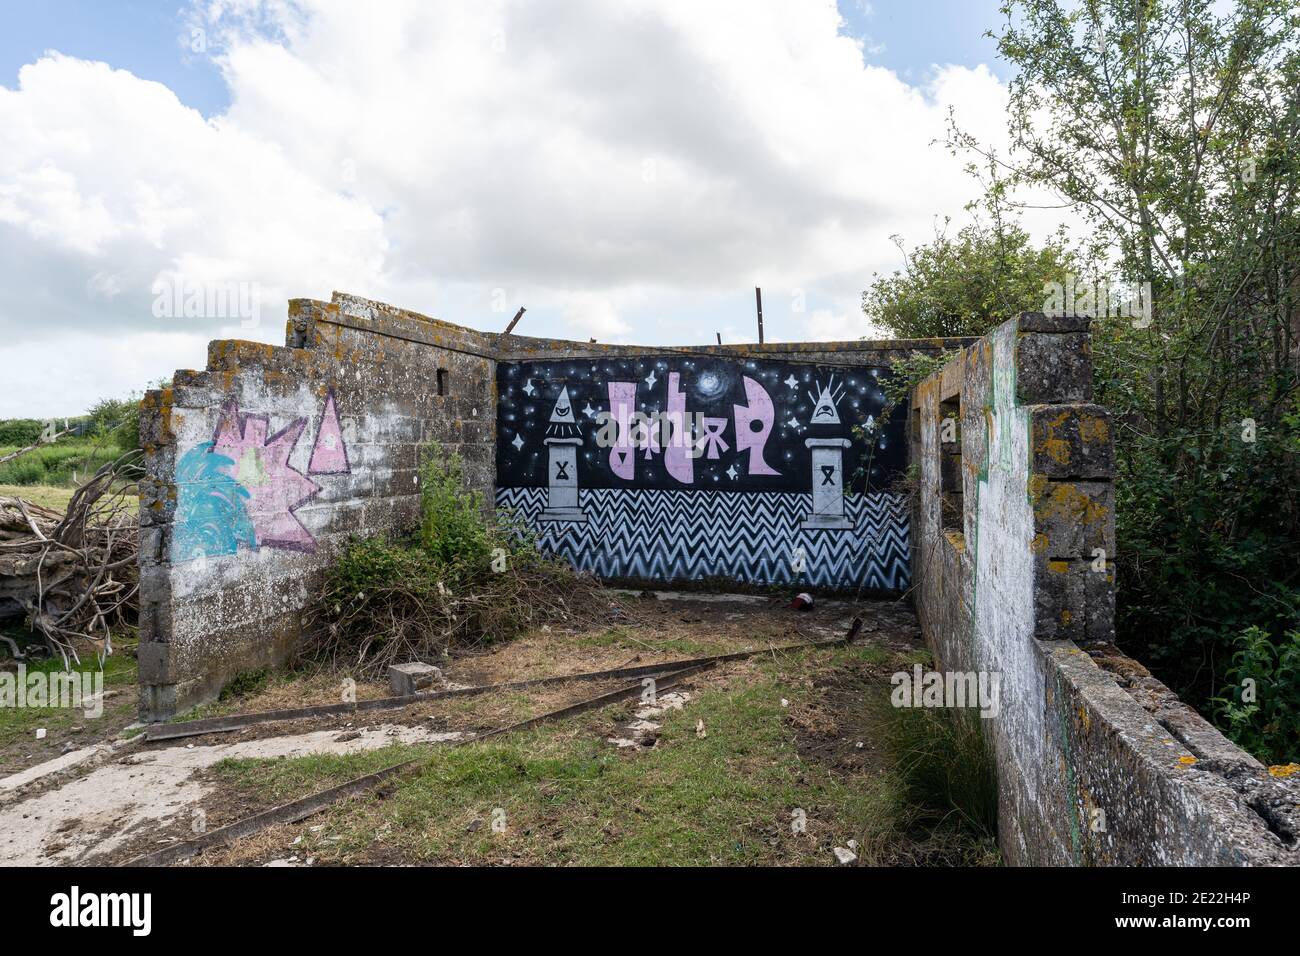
[
  {"x1": 1018, "y1": 312, "x2": 1092, "y2": 333},
  {"x1": 1016, "y1": 332, "x2": 1092, "y2": 404},
  {"x1": 389, "y1": 662, "x2": 443, "y2": 696},
  {"x1": 1029, "y1": 479, "x2": 1114, "y2": 558},
  {"x1": 1030, "y1": 405, "x2": 1114, "y2": 479}
]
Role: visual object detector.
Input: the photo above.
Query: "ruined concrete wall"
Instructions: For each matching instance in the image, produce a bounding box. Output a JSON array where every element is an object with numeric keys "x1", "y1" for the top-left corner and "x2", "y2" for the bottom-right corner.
[
  {"x1": 137, "y1": 293, "x2": 496, "y2": 720},
  {"x1": 910, "y1": 313, "x2": 1299, "y2": 865}
]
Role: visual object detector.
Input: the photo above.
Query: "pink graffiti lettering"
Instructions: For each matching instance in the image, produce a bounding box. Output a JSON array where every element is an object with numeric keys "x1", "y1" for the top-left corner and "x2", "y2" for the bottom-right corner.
[
  {"x1": 607, "y1": 381, "x2": 637, "y2": 480},
  {"x1": 663, "y1": 373, "x2": 694, "y2": 484},
  {"x1": 213, "y1": 402, "x2": 321, "y2": 552},
  {"x1": 308, "y1": 389, "x2": 350, "y2": 475},
  {"x1": 733, "y1": 376, "x2": 780, "y2": 476},
  {"x1": 698, "y1": 417, "x2": 730, "y2": 459}
]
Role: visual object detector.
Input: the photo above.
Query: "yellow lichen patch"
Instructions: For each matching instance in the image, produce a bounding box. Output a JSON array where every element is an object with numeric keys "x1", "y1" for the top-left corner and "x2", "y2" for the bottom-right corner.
[
  {"x1": 1079, "y1": 705, "x2": 1091, "y2": 732},
  {"x1": 1028, "y1": 473, "x2": 1049, "y2": 501},
  {"x1": 1268, "y1": 763, "x2": 1300, "y2": 778},
  {"x1": 1079, "y1": 414, "x2": 1109, "y2": 444},
  {"x1": 1031, "y1": 533, "x2": 1049, "y2": 554},
  {"x1": 1034, "y1": 481, "x2": 1109, "y2": 527},
  {"x1": 1177, "y1": 755, "x2": 1198, "y2": 767},
  {"x1": 1042, "y1": 436, "x2": 1071, "y2": 464},
  {"x1": 1048, "y1": 560, "x2": 1069, "y2": 574},
  {"x1": 1061, "y1": 609, "x2": 1072, "y2": 624}
]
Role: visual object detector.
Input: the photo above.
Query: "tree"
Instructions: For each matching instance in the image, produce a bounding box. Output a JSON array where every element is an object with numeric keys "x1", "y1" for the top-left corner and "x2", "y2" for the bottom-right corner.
[
  {"x1": 861, "y1": 216, "x2": 1076, "y2": 339},
  {"x1": 946, "y1": 0, "x2": 1300, "y2": 757}
]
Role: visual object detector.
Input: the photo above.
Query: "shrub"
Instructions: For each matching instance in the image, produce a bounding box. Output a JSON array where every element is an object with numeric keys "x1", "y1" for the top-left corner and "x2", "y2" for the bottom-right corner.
[
  {"x1": 1212, "y1": 627, "x2": 1300, "y2": 765},
  {"x1": 308, "y1": 443, "x2": 610, "y2": 677},
  {"x1": 418, "y1": 445, "x2": 490, "y2": 570},
  {"x1": 0, "y1": 420, "x2": 43, "y2": 446}
]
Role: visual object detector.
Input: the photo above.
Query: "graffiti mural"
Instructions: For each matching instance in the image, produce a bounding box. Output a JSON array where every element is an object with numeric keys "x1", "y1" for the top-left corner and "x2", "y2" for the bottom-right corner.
[
  {"x1": 495, "y1": 356, "x2": 911, "y2": 590},
  {"x1": 173, "y1": 392, "x2": 349, "y2": 561}
]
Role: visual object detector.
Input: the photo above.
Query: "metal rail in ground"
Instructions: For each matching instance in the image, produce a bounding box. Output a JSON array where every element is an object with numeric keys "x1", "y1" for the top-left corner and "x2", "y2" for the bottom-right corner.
[
  {"x1": 141, "y1": 620, "x2": 863, "y2": 743},
  {"x1": 125, "y1": 617, "x2": 862, "y2": 866}
]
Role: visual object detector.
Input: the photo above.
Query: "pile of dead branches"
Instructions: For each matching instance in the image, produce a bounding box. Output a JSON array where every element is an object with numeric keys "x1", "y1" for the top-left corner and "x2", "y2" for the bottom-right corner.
[
  {"x1": 0, "y1": 452, "x2": 141, "y2": 663},
  {"x1": 305, "y1": 536, "x2": 618, "y2": 679}
]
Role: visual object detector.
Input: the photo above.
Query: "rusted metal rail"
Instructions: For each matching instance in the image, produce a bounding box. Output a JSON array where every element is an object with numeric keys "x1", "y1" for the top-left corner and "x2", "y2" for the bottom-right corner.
[{"x1": 142, "y1": 620, "x2": 862, "y2": 743}]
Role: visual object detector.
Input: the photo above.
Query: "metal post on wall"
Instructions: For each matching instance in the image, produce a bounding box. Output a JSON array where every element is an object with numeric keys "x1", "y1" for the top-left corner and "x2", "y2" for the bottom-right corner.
[
  {"x1": 755, "y1": 287, "x2": 764, "y2": 344},
  {"x1": 504, "y1": 307, "x2": 527, "y2": 335}
]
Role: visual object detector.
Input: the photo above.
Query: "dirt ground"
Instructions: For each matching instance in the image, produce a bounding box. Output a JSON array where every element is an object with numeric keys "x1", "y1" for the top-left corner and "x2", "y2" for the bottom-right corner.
[{"x1": 0, "y1": 590, "x2": 981, "y2": 867}]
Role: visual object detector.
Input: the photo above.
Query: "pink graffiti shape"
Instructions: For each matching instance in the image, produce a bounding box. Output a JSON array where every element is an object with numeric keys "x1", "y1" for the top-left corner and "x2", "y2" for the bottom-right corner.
[
  {"x1": 733, "y1": 376, "x2": 780, "y2": 476},
  {"x1": 699, "y1": 417, "x2": 729, "y2": 459},
  {"x1": 308, "y1": 389, "x2": 350, "y2": 475},
  {"x1": 664, "y1": 373, "x2": 693, "y2": 484},
  {"x1": 213, "y1": 401, "x2": 321, "y2": 552},
  {"x1": 607, "y1": 381, "x2": 637, "y2": 480}
]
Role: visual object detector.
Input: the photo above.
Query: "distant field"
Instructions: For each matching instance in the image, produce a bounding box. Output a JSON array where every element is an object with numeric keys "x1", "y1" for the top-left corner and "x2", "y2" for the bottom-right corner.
[
  {"x1": 0, "y1": 437, "x2": 125, "y2": 487},
  {"x1": 0, "y1": 484, "x2": 76, "y2": 511}
]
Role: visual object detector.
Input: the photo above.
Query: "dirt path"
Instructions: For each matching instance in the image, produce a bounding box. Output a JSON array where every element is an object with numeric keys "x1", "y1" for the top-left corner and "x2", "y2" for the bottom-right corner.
[{"x1": 0, "y1": 723, "x2": 463, "y2": 866}]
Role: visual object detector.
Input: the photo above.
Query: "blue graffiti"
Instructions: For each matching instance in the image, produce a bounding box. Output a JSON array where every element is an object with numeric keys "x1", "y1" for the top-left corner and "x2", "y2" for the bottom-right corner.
[{"x1": 172, "y1": 441, "x2": 257, "y2": 561}]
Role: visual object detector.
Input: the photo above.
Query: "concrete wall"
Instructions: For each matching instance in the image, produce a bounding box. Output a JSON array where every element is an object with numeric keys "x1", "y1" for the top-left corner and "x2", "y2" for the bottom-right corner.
[
  {"x1": 910, "y1": 313, "x2": 1300, "y2": 865},
  {"x1": 137, "y1": 293, "x2": 496, "y2": 720}
]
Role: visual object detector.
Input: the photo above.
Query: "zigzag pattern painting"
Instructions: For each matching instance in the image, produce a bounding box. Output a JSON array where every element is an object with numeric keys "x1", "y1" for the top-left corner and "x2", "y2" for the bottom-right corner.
[{"x1": 495, "y1": 487, "x2": 910, "y2": 591}]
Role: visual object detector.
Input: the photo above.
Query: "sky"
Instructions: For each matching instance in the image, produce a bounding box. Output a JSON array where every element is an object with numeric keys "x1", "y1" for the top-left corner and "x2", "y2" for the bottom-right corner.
[{"x1": 0, "y1": 0, "x2": 1035, "y2": 418}]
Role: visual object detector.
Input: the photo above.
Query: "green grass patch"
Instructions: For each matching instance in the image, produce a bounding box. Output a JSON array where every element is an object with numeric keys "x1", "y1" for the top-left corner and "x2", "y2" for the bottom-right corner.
[
  {"x1": 210, "y1": 649, "x2": 999, "y2": 866},
  {"x1": 0, "y1": 647, "x2": 137, "y2": 746},
  {"x1": 0, "y1": 484, "x2": 77, "y2": 511}
]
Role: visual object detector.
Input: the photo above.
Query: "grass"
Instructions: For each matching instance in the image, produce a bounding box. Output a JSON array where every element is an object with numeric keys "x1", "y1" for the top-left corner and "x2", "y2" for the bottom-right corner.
[
  {"x1": 0, "y1": 639, "x2": 138, "y2": 748},
  {"x1": 209, "y1": 644, "x2": 1001, "y2": 866},
  {"x1": 0, "y1": 437, "x2": 126, "y2": 487},
  {"x1": 876, "y1": 689, "x2": 1000, "y2": 842},
  {"x1": 570, "y1": 626, "x2": 730, "y2": 658},
  {"x1": 0, "y1": 484, "x2": 76, "y2": 512}
]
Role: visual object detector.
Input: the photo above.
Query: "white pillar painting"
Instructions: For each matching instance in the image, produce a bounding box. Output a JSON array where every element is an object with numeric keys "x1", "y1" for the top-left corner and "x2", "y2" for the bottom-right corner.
[
  {"x1": 801, "y1": 377, "x2": 853, "y2": 530},
  {"x1": 802, "y1": 437, "x2": 853, "y2": 529},
  {"x1": 538, "y1": 386, "x2": 588, "y2": 523}
]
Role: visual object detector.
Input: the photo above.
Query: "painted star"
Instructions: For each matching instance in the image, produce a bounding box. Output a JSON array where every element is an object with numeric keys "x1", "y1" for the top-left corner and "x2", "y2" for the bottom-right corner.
[
  {"x1": 644, "y1": 369, "x2": 658, "y2": 388},
  {"x1": 582, "y1": 402, "x2": 597, "y2": 419},
  {"x1": 787, "y1": 416, "x2": 799, "y2": 429},
  {"x1": 783, "y1": 375, "x2": 798, "y2": 389},
  {"x1": 726, "y1": 464, "x2": 739, "y2": 480},
  {"x1": 522, "y1": 380, "x2": 536, "y2": 397},
  {"x1": 511, "y1": 433, "x2": 524, "y2": 451}
]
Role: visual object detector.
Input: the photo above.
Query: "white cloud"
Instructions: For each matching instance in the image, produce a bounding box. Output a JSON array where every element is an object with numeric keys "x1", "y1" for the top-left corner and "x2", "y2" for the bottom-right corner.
[{"x1": 0, "y1": 0, "x2": 1043, "y2": 417}]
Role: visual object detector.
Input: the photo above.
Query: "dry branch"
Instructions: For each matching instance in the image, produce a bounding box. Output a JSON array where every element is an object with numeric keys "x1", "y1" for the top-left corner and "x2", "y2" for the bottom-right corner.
[{"x1": 0, "y1": 451, "x2": 141, "y2": 663}]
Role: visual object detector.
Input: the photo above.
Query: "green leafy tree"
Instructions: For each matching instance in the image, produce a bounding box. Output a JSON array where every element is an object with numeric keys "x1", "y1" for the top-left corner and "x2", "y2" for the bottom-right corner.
[
  {"x1": 938, "y1": 0, "x2": 1300, "y2": 759},
  {"x1": 862, "y1": 216, "x2": 1076, "y2": 339}
]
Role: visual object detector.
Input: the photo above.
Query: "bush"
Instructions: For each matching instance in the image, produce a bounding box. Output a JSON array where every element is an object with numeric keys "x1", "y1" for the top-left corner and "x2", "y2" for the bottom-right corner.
[
  {"x1": 418, "y1": 445, "x2": 490, "y2": 569},
  {"x1": 308, "y1": 444, "x2": 609, "y2": 677},
  {"x1": 0, "y1": 420, "x2": 43, "y2": 446},
  {"x1": 1211, "y1": 627, "x2": 1300, "y2": 766},
  {"x1": 0, "y1": 437, "x2": 125, "y2": 486}
]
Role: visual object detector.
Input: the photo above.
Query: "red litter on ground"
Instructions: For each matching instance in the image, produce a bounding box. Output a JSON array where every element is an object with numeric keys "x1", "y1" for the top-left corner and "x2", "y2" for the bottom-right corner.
[{"x1": 791, "y1": 592, "x2": 814, "y2": 611}]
